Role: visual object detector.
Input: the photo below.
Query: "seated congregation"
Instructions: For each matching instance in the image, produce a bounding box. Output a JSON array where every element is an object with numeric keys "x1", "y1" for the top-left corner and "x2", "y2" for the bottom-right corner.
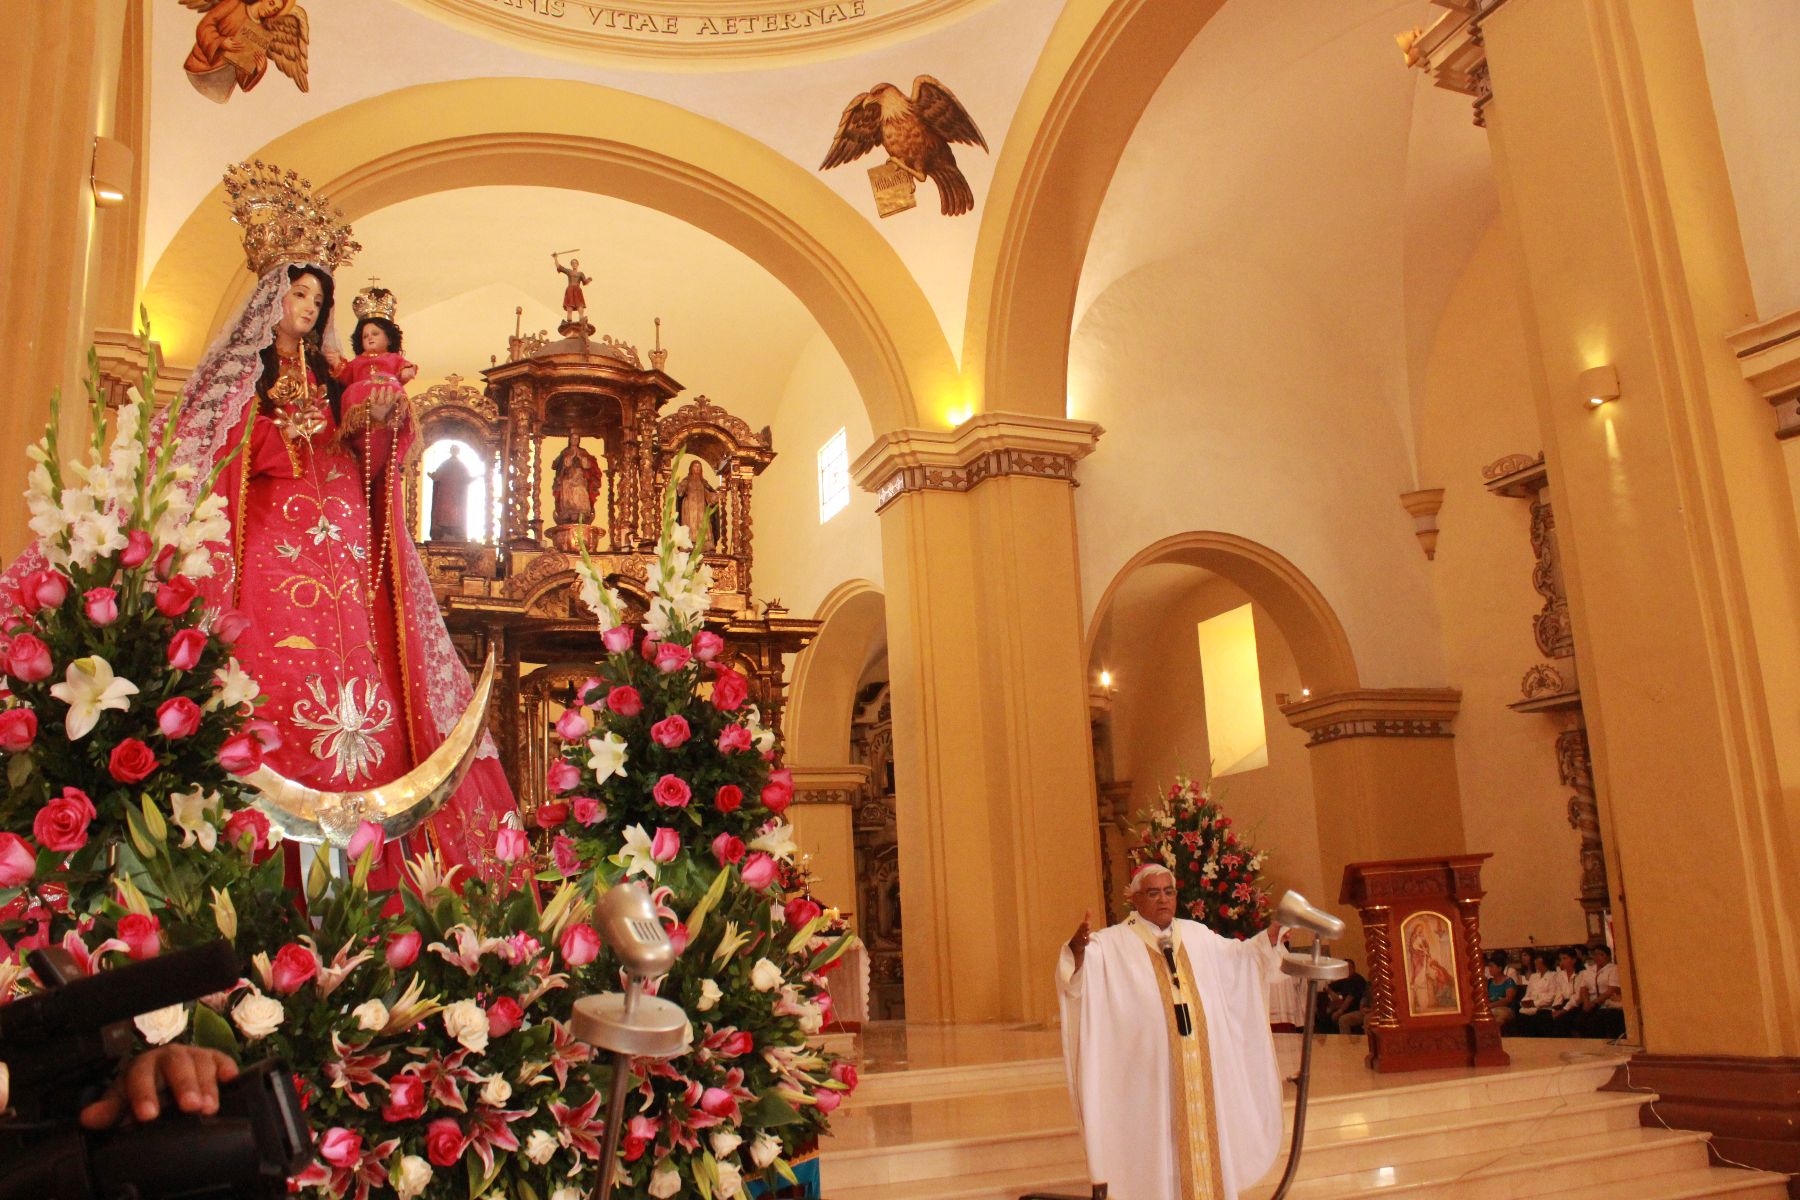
[{"x1": 1312, "y1": 946, "x2": 1626, "y2": 1041}]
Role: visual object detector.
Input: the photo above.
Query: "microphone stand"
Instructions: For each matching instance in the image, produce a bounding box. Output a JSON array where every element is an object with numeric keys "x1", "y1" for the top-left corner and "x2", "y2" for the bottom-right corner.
[{"x1": 1269, "y1": 935, "x2": 1344, "y2": 1200}]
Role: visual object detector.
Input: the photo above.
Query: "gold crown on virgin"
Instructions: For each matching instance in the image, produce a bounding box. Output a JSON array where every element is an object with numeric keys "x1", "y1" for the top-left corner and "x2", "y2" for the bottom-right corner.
[
  {"x1": 222, "y1": 159, "x2": 361, "y2": 277},
  {"x1": 352, "y1": 284, "x2": 398, "y2": 322}
]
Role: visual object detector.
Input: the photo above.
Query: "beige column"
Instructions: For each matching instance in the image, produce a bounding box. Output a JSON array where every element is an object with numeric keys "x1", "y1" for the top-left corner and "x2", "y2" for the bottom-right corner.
[
  {"x1": 787, "y1": 765, "x2": 869, "y2": 928},
  {"x1": 854, "y1": 413, "x2": 1104, "y2": 1024},
  {"x1": 0, "y1": 6, "x2": 135, "y2": 558},
  {"x1": 1480, "y1": 0, "x2": 1800, "y2": 1078}
]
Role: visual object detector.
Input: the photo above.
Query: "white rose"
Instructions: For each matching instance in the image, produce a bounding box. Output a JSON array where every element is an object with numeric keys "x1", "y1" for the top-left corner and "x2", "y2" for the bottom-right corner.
[
  {"x1": 710, "y1": 1130, "x2": 743, "y2": 1158},
  {"x1": 525, "y1": 1129, "x2": 558, "y2": 1165},
  {"x1": 480, "y1": 1074, "x2": 513, "y2": 1106},
  {"x1": 799, "y1": 1004, "x2": 824, "y2": 1035},
  {"x1": 351, "y1": 999, "x2": 388, "y2": 1032},
  {"x1": 232, "y1": 990, "x2": 285, "y2": 1040},
  {"x1": 442, "y1": 998, "x2": 490, "y2": 1054},
  {"x1": 715, "y1": 1160, "x2": 743, "y2": 1199},
  {"x1": 133, "y1": 1003, "x2": 188, "y2": 1046},
  {"x1": 551, "y1": 1190, "x2": 581, "y2": 1200},
  {"x1": 750, "y1": 958, "x2": 783, "y2": 993},
  {"x1": 750, "y1": 1132, "x2": 781, "y2": 1169},
  {"x1": 697, "y1": 978, "x2": 723, "y2": 1012},
  {"x1": 648, "y1": 1165, "x2": 682, "y2": 1198},
  {"x1": 393, "y1": 1156, "x2": 432, "y2": 1200}
]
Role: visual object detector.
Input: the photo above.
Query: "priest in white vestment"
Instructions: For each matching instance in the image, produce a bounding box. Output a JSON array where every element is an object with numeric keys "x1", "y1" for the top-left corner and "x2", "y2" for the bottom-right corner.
[{"x1": 1057, "y1": 863, "x2": 1285, "y2": 1200}]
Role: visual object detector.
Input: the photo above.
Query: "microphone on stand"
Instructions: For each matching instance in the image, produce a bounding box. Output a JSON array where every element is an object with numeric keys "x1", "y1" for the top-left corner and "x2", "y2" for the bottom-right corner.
[{"x1": 1268, "y1": 891, "x2": 1351, "y2": 1200}]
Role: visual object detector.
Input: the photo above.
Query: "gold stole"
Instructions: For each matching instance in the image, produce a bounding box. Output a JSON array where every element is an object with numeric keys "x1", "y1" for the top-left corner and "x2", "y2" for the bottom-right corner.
[{"x1": 1128, "y1": 916, "x2": 1228, "y2": 1200}]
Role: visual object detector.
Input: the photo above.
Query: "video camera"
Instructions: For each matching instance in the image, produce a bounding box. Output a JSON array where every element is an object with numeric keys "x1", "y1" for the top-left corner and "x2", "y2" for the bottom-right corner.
[{"x1": 0, "y1": 939, "x2": 312, "y2": 1200}]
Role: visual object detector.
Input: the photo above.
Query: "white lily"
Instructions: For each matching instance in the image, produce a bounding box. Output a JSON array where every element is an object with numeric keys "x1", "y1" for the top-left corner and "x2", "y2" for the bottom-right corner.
[
  {"x1": 751, "y1": 821, "x2": 797, "y2": 862},
  {"x1": 210, "y1": 658, "x2": 260, "y2": 712},
  {"x1": 49, "y1": 656, "x2": 138, "y2": 740},
  {"x1": 586, "y1": 731, "x2": 629, "y2": 783},
  {"x1": 170, "y1": 786, "x2": 219, "y2": 851},
  {"x1": 616, "y1": 823, "x2": 658, "y2": 880}
]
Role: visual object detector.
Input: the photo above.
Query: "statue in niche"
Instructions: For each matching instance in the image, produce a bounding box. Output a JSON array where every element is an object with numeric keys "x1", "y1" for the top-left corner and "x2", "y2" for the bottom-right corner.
[
  {"x1": 677, "y1": 459, "x2": 720, "y2": 552},
  {"x1": 551, "y1": 437, "x2": 604, "y2": 527},
  {"x1": 428, "y1": 444, "x2": 477, "y2": 542}
]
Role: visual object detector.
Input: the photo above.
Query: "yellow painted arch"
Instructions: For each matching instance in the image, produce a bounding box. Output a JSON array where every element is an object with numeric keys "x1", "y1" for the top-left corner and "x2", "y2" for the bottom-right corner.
[
  {"x1": 784, "y1": 578, "x2": 885, "y2": 766},
  {"x1": 963, "y1": 0, "x2": 1226, "y2": 417},
  {"x1": 142, "y1": 77, "x2": 958, "y2": 435}
]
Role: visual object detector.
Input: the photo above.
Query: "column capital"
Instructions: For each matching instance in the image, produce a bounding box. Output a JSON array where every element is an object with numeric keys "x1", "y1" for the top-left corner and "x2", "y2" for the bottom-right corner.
[
  {"x1": 1280, "y1": 688, "x2": 1462, "y2": 747},
  {"x1": 852, "y1": 411, "x2": 1103, "y2": 513},
  {"x1": 789, "y1": 764, "x2": 871, "y2": 806},
  {"x1": 1726, "y1": 308, "x2": 1800, "y2": 440}
]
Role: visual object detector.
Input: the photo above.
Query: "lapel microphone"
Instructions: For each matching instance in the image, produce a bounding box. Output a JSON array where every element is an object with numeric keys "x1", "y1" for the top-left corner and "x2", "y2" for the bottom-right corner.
[{"x1": 1157, "y1": 927, "x2": 1195, "y2": 1039}]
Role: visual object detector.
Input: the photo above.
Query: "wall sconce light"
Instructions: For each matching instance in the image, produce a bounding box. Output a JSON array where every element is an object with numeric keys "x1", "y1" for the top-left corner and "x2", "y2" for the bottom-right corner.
[
  {"x1": 91, "y1": 136, "x2": 134, "y2": 208},
  {"x1": 1098, "y1": 669, "x2": 1113, "y2": 689},
  {"x1": 1578, "y1": 363, "x2": 1620, "y2": 409}
]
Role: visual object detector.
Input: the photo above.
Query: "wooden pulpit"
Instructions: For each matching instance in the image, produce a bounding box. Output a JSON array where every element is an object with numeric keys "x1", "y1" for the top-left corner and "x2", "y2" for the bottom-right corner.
[{"x1": 1339, "y1": 854, "x2": 1509, "y2": 1073}]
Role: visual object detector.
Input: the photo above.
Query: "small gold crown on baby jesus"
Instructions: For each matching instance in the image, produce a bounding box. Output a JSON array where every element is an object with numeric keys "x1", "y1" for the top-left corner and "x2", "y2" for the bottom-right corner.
[
  {"x1": 222, "y1": 159, "x2": 361, "y2": 277},
  {"x1": 352, "y1": 284, "x2": 398, "y2": 322}
]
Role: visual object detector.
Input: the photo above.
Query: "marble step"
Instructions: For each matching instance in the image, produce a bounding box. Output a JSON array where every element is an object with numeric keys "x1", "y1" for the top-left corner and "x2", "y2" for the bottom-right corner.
[
  {"x1": 852, "y1": 1057, "x2": 1068, "y2": 1106},
  {"x1": 1281, "y1": 1056, "x2": 1626, "y2": 1135},
  {"x1": 1550, "y1": 1166, "x2": 1793, "y2": 1199}
]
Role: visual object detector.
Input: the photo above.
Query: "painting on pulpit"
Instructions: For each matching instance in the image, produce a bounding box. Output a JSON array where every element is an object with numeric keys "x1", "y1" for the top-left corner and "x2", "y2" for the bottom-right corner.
[{"x1": 1402, "y1": 911, "x2": 1462, "y2": 1017}]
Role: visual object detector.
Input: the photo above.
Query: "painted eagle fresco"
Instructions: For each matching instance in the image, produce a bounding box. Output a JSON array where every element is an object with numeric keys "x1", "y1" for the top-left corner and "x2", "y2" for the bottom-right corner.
[
  {"x1": 180, "y1": 0, "x2": 310, "y2": 104},
  {"x1": 821, "y1": 76, "x2": 989, "y2": 216}
]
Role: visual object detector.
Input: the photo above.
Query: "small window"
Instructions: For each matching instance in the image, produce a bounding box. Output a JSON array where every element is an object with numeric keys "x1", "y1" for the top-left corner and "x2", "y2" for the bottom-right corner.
[
  {"x1": 1197, "y1": 603, "x2": 1269, "y2": 776},
  {"x1": 817, "y1": 428, "x2": 849, "y2": 523}
]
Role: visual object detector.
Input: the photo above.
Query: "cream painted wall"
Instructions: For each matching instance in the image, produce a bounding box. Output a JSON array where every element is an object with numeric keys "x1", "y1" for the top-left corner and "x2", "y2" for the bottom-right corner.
[
  {"x1": 1417, "y1": 220, "x2": 1587, "y2": 949},
  {"x1": 1091, "y1": 568, "x2": 1325, "y2": 917},
  {"x1": 1693, "y1": 0, "x2": 1800, "y2": 319},
  {"x1": 750, "y1": 332, "x2": 883, "y2": 618},
  {"x1": 1070, "y1": 248, "x2": 1449, "y2": 689}
]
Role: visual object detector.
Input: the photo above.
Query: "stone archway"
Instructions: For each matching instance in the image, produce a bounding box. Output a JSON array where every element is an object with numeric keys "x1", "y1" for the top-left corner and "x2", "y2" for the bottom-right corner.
[{"x1": 142, "y1": 77, "x2": 958, "y2": 438}]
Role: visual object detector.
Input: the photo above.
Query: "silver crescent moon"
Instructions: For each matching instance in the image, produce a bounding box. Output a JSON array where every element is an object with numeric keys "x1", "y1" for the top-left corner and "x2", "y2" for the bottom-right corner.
[{"x1": 245, "y1": 649, "x2": 497, "y2": 848}]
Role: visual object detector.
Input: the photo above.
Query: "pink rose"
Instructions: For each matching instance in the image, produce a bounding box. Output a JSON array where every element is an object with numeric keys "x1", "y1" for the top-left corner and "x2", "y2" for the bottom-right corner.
[
  {"x1": 560, "y1": 923, "x2": 600, "y2": 967},
  {"x1": 167, "y1": 628, "x2": 207, "y2": 671},
  {"x1": 784, "y1": 897, "x2": 823, "y2": 930},
  {"x1": 33, "y1": 788, "x2": 95, "y2": 853},
  {"x1": 739, "y1": 852, "x2": 777, "y2": 890},
  {"x1": 319, "y1": 1127, "x2": 362, "y2": 1169},
  {"x1": 500, "y1": 931, "x2": 541, "y2": 966},
  {"x1": 831, "y1": 1061, "x2": 859, "y2": 1090},
  {"x1": 117, "y1": 912, "x2": 162, "y2": 960},
  {"x1": 649, "y1": 714, "x2": 690, "y2": 748},
  {"x1": 495, "y1": 827, "x2": 529, "y2": 863},
  {"x1": 639, "y1": 633, "x2": 660, "y2": 662},
  {"x1": 601, "y1": 625, "x2": 634, "y2": 654},
  {"x1": 385, "y1": 930, "x2": 422, "y2": 969},
  {"x1": 21, "y1": 569, "x2": 68, "y2": 613},
  {"x1": 546, "y1": 760, "x2": 580, "y2": 796},
  {"x1": 223, "y1": 808, "x2": 273, "y2": 860},
  {"x1": 693, "y1": 631, "x2": 725, "y2": 661},
  {"x1": 152, "y1": 544, "x2": 177, "y2": 580},
  {"x1": 486, "y1": 996, "x2": 523, "y2": 1038},
  {"x1": 555, "y1": 708, "x2": 591, "y2": 742},
  {"x1": 667, "y1": 922, "x2": 688, "y2": 956},
  {"x1": 107, "y1": 738, "x2": 158, "y2": 784},
  {"x1": 5, "y1": 634, "x2": 52, "y2": 683},
  {"x1": 217, "y1": 731, "x2": 263, "y2": 774},
  {"x1": 246, "y1": 718, "x2": 283, "y2": 753},
  {"x1": 606, "y1": 686, "x2": 644, "y2": 718},
  {"x1": 814, "y1": 1087, "x2": 842, "y2": 1114},
  {"x1": 154, "y1": 576, "x2": 199, "y2": 618},
  {"x1": 652, "y1": 774, "x2": 691, "y2": 809},
  {"x1": 711, "y1": 833, "x2": 745, "y2": 865},
  {"x1": 761, "y1": 782, "x2": 793, "y2": 816},
  {"x1": 346, "y1": 820, "x2": 385, "y2": 863},
  {"x1": 0, "y1": 708, "x2": 37, "y2": 753},
  {"x1": 714, "y1": 785, "x2": 743, "y2": 814},
  {"x1": 382, "y1": 1072, "x2": 425, "y2": 1121},
  {"x1": 425, "y1": 1118, "x2": 465, "y2": 1168},
  {"x1": 271, "y1": 942, "x2": 320, "y2": 993},
  {"x1": 120, "y1": 530, "x2": 153, "y2": 568},
  {"x1": 82, "y1": 587, "x2": 118, "y2": 626},
  {"x1": 711, "y1": 667, "x2": 750, "y2": 712},
  {"x1": 572, "y1": 796, "x2": 604, "y2": 826},
  {"x1": 718, "y1": 1030, "x2": 754, "y2": 1057},
  {"x1": 717, "y1": 724, "x2": 752, "y2": 754},
  {"x1": 155, "y1": 696, "x2": 202, "y2": 739},
  {"x1": 699, "y1": 1087, "x2": 739, "y2": 1120},
  {"x1": 0, "y1": 834, "x2": 34, "y2": 886},
  {"x1": 650, "y1": 826, "x2": 680, "y2": 863},
  {"x1": 653, "y1": 642, "x2": 692, "y2": 674},
  {"x1": 213, "y1": 608, "x2": 253, "y2": 644},
  {"x1": 552, "y1": 833, "x2": 582, "y2": 877},
  {"x1": 535, "y1": 801, "x2": 570, "y2": 829}
]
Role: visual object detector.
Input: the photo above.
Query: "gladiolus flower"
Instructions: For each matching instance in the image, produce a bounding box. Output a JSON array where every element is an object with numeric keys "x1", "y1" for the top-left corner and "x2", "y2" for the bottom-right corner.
[
  {"x1": 711, "y1": 667, "x2": 750, "y2": 712},
  {"x1": 652, "y1": 774, "x2": 691, "y2": 808},
  {"x1": 607, "y1": 686, "x2": 643, "y2": 718},
  {"x1": 154, "y1": 576, "x2": 199, "y2": 618},
  {"x1": 650, "y1": 826, "x2": 680, "y2": 862},
  {"x1": 82, "y1": 587, "x2": 118, "y2": 626},
  {"x1": 650, "y1": 715, "x2": 690, "y2": 748},
  {"x1": 156, "y1": 696, "x2": 202, "y2": 739},
  {"x1": 271, "y1": 942, "x2": 320, "y2": 993},
  {"x1": 495, "y1": 827, "x2": 529, "y2": 863},
  {"x1": 117, "y1": 912, "x2": 162, "y2": 960},
  {"x1": 560, "y1": 923, "x2": 600, "y2": 967},
  {"x1": 107, "y1": 738, "x2": 158, "y2": 784},
  {"x1": 0, "y1": 834, "x2": 35, "y2": 886},
  {"x1": 167, "y1": 628, "x2": 207, "y2": 671},
  {"x1": 0, "y1": 708, "x2": 37, "y2": 753}
]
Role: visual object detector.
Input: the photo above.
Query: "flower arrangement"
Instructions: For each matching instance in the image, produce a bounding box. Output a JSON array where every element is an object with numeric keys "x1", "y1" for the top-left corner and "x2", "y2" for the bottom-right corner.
[{"x1": 1133, "y1": 775, "x2": 1272, "y2": 940}]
